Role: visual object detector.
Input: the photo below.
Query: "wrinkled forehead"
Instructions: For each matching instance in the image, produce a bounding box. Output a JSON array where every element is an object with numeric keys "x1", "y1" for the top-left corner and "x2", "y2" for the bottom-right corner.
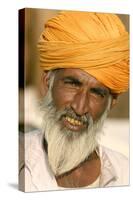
[{"x1": 54, "y1": 68, "x2": 110, "y2": 91}]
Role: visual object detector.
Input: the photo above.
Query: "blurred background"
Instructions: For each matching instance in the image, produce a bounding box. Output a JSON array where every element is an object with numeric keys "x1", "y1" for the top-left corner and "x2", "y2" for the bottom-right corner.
[{"x1": 19, "y1": 8, "x2": 129, "y2": 157}]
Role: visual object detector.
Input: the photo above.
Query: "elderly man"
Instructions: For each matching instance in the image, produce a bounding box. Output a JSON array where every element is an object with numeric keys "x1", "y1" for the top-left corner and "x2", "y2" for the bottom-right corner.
[{"x1": 19, "y1": 11, "x2": 129, "y2": 192}]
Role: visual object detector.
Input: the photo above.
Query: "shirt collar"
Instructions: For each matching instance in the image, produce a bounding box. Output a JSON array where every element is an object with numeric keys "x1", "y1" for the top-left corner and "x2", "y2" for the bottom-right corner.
[
  {"x1": 97, "y1": 145, "x2": 118, "y2": 187},
  {"x1": 31, "y1": 143, "x2": 118, "y2": 190}
]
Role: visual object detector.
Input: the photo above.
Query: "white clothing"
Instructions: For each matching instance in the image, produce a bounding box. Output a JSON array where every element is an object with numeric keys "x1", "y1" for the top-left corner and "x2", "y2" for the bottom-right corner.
[
  {"x1": 19, "y1": 130, "x2": 129, "y2": 192},
  {"x1": 83, "y1": 176, "x2": 100, "y2": 188}
]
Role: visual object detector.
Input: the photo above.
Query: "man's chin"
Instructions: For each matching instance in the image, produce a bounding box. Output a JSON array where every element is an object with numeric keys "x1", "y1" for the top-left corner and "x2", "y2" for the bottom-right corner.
[{"x1": 45, "y1": 115, "x2": 98, "y2": 176}]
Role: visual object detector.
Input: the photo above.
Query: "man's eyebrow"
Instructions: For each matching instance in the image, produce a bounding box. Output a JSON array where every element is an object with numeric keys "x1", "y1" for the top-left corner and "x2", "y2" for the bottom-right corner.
[{"x1": 62, "y1": 76, "x2": 82, "y2": 85}]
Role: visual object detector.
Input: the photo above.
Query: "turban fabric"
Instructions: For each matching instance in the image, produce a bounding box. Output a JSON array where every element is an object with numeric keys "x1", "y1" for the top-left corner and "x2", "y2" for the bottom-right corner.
[{"x1": 38, "y1": 11, "x2": 129, "y2": 94}]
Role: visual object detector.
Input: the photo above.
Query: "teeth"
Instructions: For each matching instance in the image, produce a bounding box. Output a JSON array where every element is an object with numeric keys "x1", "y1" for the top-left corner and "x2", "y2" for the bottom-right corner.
[{"x1": 65, "y1": 116, "x2": 82, "y2": 126}]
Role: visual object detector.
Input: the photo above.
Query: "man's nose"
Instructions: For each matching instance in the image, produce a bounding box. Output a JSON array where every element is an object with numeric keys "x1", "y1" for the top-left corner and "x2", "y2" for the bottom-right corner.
[{"x1": 71, "y1": 89, "x2": 90, "y2": 116}]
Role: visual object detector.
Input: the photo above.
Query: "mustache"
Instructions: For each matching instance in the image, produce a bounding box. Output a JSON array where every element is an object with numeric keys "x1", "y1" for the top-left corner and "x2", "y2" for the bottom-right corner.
[{"x1": 55, "y1": 107, "x2": 92, "y2": 126}]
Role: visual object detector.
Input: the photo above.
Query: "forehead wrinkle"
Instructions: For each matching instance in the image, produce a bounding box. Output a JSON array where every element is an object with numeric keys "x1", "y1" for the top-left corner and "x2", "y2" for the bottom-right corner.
[{"x1": 55, "y1": 68, "x2": 109, "y2": 90}]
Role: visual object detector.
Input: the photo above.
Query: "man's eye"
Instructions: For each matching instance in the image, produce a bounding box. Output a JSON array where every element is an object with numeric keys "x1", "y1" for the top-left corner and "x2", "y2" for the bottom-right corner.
[
  {"x1": 90, "y1": 88, "x2": 106, "y2": 98},
  {"x1": 63, "y1": 79, "x2": 81, "y2": 87},
  {"x1": 64, "y1": 80, "x2": 77, "y2": 86}
]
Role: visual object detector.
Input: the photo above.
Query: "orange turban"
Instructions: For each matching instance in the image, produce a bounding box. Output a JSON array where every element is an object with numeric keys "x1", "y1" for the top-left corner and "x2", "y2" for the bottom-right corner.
[{"x1": 38, "y1": 11, "x2": 129, "y2": 94}]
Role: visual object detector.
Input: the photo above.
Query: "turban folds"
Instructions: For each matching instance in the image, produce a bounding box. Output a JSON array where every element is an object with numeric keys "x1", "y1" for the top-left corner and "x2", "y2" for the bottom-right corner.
[{"x1": 38, "y1": 11, "x2": 129, "y2": 94}]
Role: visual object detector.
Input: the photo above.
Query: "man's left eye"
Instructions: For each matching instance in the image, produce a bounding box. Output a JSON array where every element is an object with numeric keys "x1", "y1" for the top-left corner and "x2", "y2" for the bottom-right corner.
[{"x1": 90, "y1": 88, "x2": 106, "y2": 98}]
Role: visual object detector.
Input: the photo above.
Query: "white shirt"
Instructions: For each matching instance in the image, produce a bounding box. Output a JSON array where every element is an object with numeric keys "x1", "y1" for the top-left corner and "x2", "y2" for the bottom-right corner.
[{"x1": 19, "y1": 130, "x2": 129, "y2": 192}]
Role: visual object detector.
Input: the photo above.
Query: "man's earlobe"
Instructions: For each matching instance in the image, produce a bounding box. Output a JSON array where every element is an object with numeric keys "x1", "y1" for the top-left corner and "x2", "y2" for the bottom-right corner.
[{"x1": 40, "y1": 71, "x2": 49, "y2": 97}]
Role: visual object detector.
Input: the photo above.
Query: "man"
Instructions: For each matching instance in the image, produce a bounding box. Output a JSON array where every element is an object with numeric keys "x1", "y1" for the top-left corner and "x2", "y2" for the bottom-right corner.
[{"x1": 19, "y1": 11, "x2": 129, "y2": 192}]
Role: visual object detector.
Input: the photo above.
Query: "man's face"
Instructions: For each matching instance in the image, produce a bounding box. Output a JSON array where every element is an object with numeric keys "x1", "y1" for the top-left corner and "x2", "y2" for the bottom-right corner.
[
  {"x1": 42, "y1": 68, "x2": 111, "y2": 176},
  {"x1": 52, "y1": 68, "x2": 110, "y2": 133}
]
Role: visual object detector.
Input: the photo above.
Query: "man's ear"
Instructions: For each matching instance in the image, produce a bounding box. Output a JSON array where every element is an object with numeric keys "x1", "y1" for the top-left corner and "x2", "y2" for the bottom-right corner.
[
  {"x1": 110, "y1": 96, "x2": 118, "y2": 109},
  {"x1": 40, "y1": 71, "x2": 50, "y2": 97}
]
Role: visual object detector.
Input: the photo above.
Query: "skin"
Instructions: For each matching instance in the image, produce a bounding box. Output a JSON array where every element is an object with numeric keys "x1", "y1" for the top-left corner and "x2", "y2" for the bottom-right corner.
[
  {"x1": 42, "y1": 68, "x2": 117, "y2": 188},
  {"x1": 52, "y1": 69, "x2": 110, "y2": 123}
]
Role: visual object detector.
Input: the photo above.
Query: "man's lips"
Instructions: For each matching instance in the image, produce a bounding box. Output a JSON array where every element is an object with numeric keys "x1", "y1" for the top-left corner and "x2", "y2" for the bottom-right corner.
[{"x1": 62, "y1": 115, "x2": 87, "y2": 132}]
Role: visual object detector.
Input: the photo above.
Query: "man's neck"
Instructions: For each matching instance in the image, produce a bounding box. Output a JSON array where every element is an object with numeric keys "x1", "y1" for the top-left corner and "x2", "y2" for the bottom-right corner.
[{"x1": 55, "y1": 151, "x2": 101, "y2": 188}]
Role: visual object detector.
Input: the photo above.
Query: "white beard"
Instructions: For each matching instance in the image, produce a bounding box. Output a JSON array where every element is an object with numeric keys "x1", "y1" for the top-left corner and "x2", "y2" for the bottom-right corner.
[{"x1": 40, "y1": 74, "x2": 112, "y2": 176}]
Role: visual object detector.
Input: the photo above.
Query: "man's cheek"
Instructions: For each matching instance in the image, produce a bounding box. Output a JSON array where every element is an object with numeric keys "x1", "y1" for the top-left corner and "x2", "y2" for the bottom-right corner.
[
  {"x1": 93, "y1": 105, "x2": 107, "y2": 120},
  {"x1": 52, "y1": 90, "x2": 73, "y2": 108}
]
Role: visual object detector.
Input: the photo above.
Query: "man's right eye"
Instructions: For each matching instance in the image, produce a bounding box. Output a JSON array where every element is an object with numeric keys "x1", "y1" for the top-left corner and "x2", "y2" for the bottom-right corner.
[
  {"x1": 63, "y1": 77, "x2": 82, "y2": 87},
  {"x1": 64, "y1": 80, "x2": 77, "y2": 86}
]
